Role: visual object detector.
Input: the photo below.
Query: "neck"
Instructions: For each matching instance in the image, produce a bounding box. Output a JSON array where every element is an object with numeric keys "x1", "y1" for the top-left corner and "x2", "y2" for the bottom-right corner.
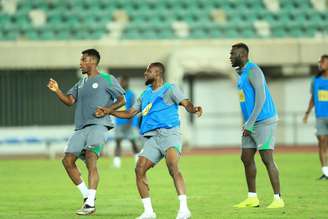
[
  {"x1": 151, "y1": 78, "x2": 164, "y2": 90},
  {"x1": 239, "y1": 59, "x2": 249, "y2": 69},
  {"x1": 322, "y1": 70, "x2": 328, "y2": 77},
  {"x1": 87, "y1": 68, "x2": 99, "y2": 77}
]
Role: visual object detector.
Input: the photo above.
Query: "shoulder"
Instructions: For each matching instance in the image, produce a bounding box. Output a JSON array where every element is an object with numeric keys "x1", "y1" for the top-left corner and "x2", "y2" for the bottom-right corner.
[{"x1": 99, "y1": 72, "x2": 114, "y2": 86}]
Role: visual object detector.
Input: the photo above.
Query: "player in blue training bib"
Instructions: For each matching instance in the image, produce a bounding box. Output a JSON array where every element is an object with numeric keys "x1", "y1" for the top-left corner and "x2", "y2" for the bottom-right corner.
[
  {"x1": 303, "y1": 54, "x2": 328, "y2": 180},
  {"x1": 95, "y1": 62, "x2": 203, "y2": 219},
  {"x1": 230, "y1": 43, "x2": 284, "y2": 209}
]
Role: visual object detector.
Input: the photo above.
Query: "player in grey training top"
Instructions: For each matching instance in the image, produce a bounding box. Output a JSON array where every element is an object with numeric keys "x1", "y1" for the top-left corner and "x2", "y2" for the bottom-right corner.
[{"x1": 47, "y1": 49, "x2": 125, "y2": 216}]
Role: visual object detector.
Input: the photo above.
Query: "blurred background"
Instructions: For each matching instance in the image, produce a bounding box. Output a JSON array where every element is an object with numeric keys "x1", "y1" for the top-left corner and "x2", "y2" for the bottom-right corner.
[{"x1": 0, "y1": 0, "x2": 327, "y2": 158}]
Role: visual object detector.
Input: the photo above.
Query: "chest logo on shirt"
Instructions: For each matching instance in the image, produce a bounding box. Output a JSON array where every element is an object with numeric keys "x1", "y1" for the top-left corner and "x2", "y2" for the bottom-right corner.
[
  {"x1": 142, "y1": 103, "x2": 152, "y2": 116},
  {"x1": 318, "y1": 90, "x2": 328, "y2": 101},
  {"x1": 92, "y1": 83, "x2": 99, "y2": 89},
  {"x1": 239, "y1": 90, "x2": 245, "y2": 102}
]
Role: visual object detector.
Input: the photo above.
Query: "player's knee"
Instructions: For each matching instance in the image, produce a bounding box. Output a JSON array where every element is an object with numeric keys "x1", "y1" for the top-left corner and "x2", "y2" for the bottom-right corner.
[
  {"x1": 261, "y1": 156, "x2": 273, "y2": 167},
  {"x1": 62, "y1": 157, "x2": 74, "y2": 169},
  {"x1": 241, "y1": 155, "x2": 252, "y2": 166},
  {"x1": 135, "y1": 164, "x2": 146, "y2": 178}
]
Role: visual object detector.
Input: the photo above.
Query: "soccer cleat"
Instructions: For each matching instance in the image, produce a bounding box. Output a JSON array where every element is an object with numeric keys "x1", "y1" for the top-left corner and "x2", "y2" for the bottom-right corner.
[
  {"x1": 233, "y1": 197, "x2": 260, "y2": 208},
  {"x1": 135, "y1": 211, "x2": 157, "y2": 219},
  {"x1": 176, "y1": 209, "x2": 191, "y2": 219},
  {"x1": 267, "y1": 198, "x2": 285, "y2": 208},
  {"x1": 318, "y1": 174, "x2": 328, "y2": 180},
  {"x1": 76, "y1": 204, "x2": 96, "y2": 215}
]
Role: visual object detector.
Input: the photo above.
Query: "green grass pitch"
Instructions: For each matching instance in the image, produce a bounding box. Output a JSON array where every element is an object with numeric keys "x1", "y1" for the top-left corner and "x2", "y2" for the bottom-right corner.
[{"x1": 0, "y1": 153, "x2": 327, "y2": 219}]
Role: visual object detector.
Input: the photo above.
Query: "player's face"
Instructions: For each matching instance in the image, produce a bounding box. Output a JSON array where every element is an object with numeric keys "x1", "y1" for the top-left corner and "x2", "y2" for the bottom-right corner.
[
  {"x1": 119, "y1": 78, "x2": 128, "y2": 89},
  {"x1": 230, "y1": 48, "x2": 242, "y2": 68},
  {"x1": 319, "y1": 58, "x2": 328, "y2": 71},
  {"x1": 80, "y1": 54, "x2": 94, "y2": 74},
  {"x1": 144, "y1": 65, "x2": 157, "y2": 85}
]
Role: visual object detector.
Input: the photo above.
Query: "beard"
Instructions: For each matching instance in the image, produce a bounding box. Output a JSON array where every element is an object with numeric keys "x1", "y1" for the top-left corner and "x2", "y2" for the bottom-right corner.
[{"x1": 145, "y1": 78, "x2": 154, "y2": 85}]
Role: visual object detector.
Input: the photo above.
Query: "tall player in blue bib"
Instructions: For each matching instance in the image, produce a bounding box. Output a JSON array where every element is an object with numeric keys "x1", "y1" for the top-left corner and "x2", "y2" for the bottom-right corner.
[
  {"x1": 230, "y1": 43, "x2": 284, "y2": 208},
  {"x1": 113, "y1": 75, "x2": 140, "y2": 168},
  {"x1": 303, "y1": 54, "x2": 328, "y2": 180},
  {"x1": 96, "y1": 62, "x2": 203, "y2": 219}
]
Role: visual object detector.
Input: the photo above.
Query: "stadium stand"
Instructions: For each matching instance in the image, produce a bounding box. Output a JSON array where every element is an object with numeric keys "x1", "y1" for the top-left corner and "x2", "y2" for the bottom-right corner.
[{"x1": 0, "y1": 0, "x2": 327, "y2": 41}]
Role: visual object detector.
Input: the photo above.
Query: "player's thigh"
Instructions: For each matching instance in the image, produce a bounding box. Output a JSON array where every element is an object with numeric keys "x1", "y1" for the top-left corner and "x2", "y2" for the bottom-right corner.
[
  {"x1": 316, "y1": 119, "x2": 328, "y2": 139},
  {"x1": 253, "y1": 122, "x2": 277, "y2": 151},
  {"x1": 85, "y1": 125, "x2": 108, "y2": 157},
  {"x1": 139, "y1": 136, "x2": 163, "y2": 165},
  {"x1": 159, "y1": 128, "x2": 183, "y2": 155},
  {"x1": 241, "y1": 135, "x2": 257, "y2": 150},
  {"x1": 65, "y1": 130, "x2": 87, "y2": 157}
]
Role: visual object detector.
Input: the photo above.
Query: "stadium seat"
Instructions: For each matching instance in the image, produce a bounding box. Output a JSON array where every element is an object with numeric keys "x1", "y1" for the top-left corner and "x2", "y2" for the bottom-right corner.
[{"x1": 0, "y1": 0, "x2": 327, "y2": 40}]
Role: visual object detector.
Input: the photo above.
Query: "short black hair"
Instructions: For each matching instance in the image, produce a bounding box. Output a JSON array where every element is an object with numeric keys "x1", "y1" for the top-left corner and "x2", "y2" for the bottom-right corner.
[
  {"x1": 232, "y1": 42, "x2": 249, "y2": 54},
  {"x1": 149, "y1": 62, "x2": 165, "y2": 75},
  {"x1": 82, "y1": 48, "x2": 100, "y2": 64},
  {"x1": 321, "y1": 54, "x2": 328, "y2": 61}
]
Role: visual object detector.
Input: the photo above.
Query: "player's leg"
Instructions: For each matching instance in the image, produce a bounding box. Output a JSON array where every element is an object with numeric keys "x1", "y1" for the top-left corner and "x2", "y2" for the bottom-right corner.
[
  {"x1": 257, "y1": 122, "x2": 284, "y2": 208},
  {"x1": 63, "y1": 131, "x2": 89, "y2": 201},
  {"x1": 114, "y1": 138, "x2": 122, "y2": 168},
  {"x1": 234, "y1": 136, "x2": 259, "y2": 208},
  {"x1": 76, "y1": 125, "x2": 107, "y2": 215},
  {"x1": 315, "y1": 119, "x2": 328, "y2": 179},
  {"x1": 317, "y1": 135, "x2": 328, "y2": 179},
  {"x1": 135, "y1": 137, "x2": 160, "y2": 219},
  {"x1": 165, "y1": 147, "x2": 191, "y2": 219}
]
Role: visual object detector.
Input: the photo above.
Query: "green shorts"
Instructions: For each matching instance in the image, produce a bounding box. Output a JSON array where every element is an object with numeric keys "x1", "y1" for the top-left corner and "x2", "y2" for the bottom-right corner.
[
  {"x1": 138, "y1": 128, "x2": 182, "y2": 165},
  {"x1": 65, "y1": 124, "x2": 109, "y2": 160},
  {"x1": 242, "y1": 121, "x2": 277, "y2": 150}
]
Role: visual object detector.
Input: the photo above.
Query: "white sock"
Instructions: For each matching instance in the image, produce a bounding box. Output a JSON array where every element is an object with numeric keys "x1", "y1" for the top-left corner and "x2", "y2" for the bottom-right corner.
[
  {"x1": 178, "y1": 195, "x2": 188, "y2": 212},
  {"x1": 85, "y1": 189, "x2": 96, "y2": 206},
  {"x1": 76, "y1": 181, "x2": 88, "y2": 198},
  {"x1": 273, "y1": 194, "x2": 281, "y2": 200},
  {"x1": 141, "y1": 197, "x2": 154, "y2": 213},
  {"x1": 248, "y1": 192, "x2": 257, "y2": 198},
  {"x1": 322, "y1": 166, "x2": 328, "y2": 176},
  {"x1": 113, "y1": 156, "x2": 121, "y2": 168}
]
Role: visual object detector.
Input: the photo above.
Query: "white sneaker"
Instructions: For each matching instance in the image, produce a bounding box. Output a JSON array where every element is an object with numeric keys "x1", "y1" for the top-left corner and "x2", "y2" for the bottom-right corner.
[
  {"x1": 135, "y1": 211, "x2": 156, "y2": 219},
  {"x1": 113, "y1": 157, "x2": 121, "y2": 168},
  {"x1": 176, "y1": 209, "x2": 191, "y2": 219}
]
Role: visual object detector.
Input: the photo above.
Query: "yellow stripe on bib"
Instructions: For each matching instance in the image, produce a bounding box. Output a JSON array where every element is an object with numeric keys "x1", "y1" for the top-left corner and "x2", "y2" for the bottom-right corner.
[
  {"x1": 318, "y1": 90, "x2": 328, "y2": 101},
  {"x1": 239, "y1": 90, "x2": 245, "y2": 102},
  {"x1": 142, "y1": 103, "x2": 152, "y2": 116}
]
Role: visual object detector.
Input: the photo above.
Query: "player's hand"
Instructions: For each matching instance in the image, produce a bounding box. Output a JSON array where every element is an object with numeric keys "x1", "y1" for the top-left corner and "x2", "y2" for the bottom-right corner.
[
  {"x1": 194, "y1": 106, "x2": 203, "y2": 117},
  {"x1": 242, "y1": 129, "x2": 252, "y2": 137},
  {"x1": 47, "y1": 78, "x2": 59, "y2": 92},
  {"x1": 95, "y1": 106, "x2": 112, "y2": 117},
  {"x1": 303, "y1": 113, "x2": 309, "y2": 124}
]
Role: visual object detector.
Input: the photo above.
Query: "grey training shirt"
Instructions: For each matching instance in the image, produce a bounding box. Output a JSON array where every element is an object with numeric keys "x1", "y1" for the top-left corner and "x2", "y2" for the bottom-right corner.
[{"x1": 67, "y1": 72, "x2": 125, "y2": 130}]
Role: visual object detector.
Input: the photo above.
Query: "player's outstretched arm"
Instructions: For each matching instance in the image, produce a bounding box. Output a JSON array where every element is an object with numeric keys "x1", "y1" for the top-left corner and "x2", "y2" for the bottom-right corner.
[
  {"x1": 303, "y1": 95, "x2": 314, "y2": 124},
  {"x1": 95, "y1": 95, "x2": 126, "y2": 117},
  {"x1": 180, "y1": 99, "x2": 203, "y2": 117},
  {"x1": 96, "y1": 107, "x2": 138, "y2": 119},
  {"x1": 47, "y1": 78, "x2": 75, "y2": 106}
]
